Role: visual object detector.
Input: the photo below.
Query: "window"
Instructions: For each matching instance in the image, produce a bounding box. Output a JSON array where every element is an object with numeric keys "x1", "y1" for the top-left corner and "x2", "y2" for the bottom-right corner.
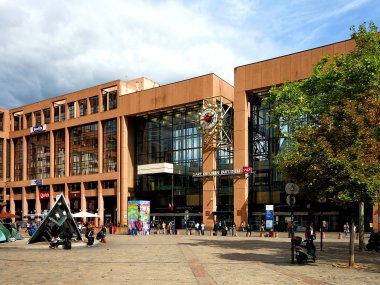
[
  {"x1": 85, "y1": 181, "x2": 98, "y2": 190},
  {"x1": 69, "y1": 123, "x2": 98, "y2": 175},
  {"x1": 0, "y1": 112, "x2": 3, "y2": 131},
  {"x1": 101, "y1": 86, "x2": 118, "y2": 111},
  {"x1": 90, "y1": 96, "x2": 99, "y2": 114},
  {"x1": 103, "y1": 119, "x2": 117, "y2": 172},
  {"x1": 27, "y1": 133, "x2": 50, "y2": 179},
  {"x1": 34, "y1": 111, "x2": 41, "y2": 125},
  {"x1": 68, "y1": 102, "x2": 75, "y2": 119},
  {"x1": 14, "y1": 138, "x2": 23, "y2": 181},
  {"x1": 25, "y1": 113, "x2": 32, "y2": 128},
  {"x1": 79, "y1": 99, "x2": 87, "y2": 117},
  {"x1": 54, "y1": 130, "x2": 65, "y2": 177},
  {"x1": 53, "y1": 184, "x2": 65, "y2": 193},
  {"x1": 102, "y1": 180, "x2": 117, "y2": 189},
  {"x1": 13, "y1": 112, "x2": 23, "y2": 131},
  {"x1": 43, "y1": 108, "x2": 50, "y2": 124},
  {"x1": 109, "y1": 91, "x2": 117, "y2": 110},
  {"x1": 53, "y1": 100, "x2": 66, "y2": 122}
]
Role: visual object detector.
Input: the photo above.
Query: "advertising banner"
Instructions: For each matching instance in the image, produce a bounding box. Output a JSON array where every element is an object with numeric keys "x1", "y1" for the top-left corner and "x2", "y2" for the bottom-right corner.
[
  {"x1": 265, "y1": 204, "x2": 274, "y2": 229},
  {"x1": 127, "y1": 200, "x2": 150, "y2": 234}
]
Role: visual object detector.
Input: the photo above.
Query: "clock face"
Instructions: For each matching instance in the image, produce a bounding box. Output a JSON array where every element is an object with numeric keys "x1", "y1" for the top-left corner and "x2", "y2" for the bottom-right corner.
[{"x1": 199, "y1": 108, "x2": 219, "y2": 130}]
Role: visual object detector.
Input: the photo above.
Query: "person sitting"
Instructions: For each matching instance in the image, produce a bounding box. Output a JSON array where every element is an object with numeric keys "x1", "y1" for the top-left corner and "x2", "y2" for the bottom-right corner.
[
  {"x1": 49, "y1": 235, "x2": 60, "y2": 249},
  {"x1": 85, "y1": 227, "x2": 95, "y2": 246},
  {"x1": 96, "y1": 226, "x2": 107, "y2": 243}
]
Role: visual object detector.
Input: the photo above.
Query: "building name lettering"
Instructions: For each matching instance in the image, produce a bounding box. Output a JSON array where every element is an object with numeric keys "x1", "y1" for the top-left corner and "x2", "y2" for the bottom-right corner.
[{"x1": 192, "y1": 169, "x2": 245, "y2": 177}]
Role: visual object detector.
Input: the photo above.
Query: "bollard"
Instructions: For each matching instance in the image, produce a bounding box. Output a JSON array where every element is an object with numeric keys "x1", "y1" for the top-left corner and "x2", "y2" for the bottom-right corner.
[
  {"x1": 274, "y1": 231, "x2": 278, "y2": 238},
  {"x1": 338, "y1": 232, "x2": 342, "y2": 239},
  {"x1": 260, "y1": 231, "x2": 264, "y2": 237}
]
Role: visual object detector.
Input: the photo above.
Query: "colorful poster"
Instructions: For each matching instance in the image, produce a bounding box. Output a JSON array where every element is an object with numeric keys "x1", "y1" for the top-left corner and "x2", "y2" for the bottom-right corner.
[{"x1": 127, "y1": 200, "x2": 150, "y2": 234}]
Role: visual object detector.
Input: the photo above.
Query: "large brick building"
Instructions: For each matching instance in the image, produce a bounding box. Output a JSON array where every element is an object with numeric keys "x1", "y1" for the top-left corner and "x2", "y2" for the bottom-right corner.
[{"x1": 0, "y1": 37, "x2": 378, "y2": 232}]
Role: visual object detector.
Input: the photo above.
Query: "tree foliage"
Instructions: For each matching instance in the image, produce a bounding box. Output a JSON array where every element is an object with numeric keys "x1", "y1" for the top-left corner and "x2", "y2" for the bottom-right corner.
[{"x1": 265, "y1": 22, "x2": 380, "y2": 204}]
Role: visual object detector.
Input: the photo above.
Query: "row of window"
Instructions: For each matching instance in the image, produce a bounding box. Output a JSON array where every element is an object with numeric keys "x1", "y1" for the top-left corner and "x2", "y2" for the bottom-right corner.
[
  {"x1": 8, "y1": 180, "x2": 117, "y2": 195},
  {"x1": 11, "y1": 120, "x2": 117, "y2": 181},
  {"x1": 12, "y1": 90, "x2": 117, "y2": 131}
]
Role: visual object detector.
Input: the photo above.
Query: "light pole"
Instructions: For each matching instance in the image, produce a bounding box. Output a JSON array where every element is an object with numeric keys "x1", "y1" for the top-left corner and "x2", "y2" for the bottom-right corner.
[
  {"x1": 285, "y1": 183, "x2": 299, "y2": 264},
  {"x1": 317, "y1": 196, "x2": 326, "y2": 251}
]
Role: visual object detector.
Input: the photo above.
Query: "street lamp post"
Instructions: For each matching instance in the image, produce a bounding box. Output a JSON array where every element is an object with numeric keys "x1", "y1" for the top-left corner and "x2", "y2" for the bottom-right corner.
[
  {"x1": 285, "y1": 183, "x2": 299, "y2": 264},
  {"x1": 317, "y1": 196, "x2": 326, "y2": 251}
]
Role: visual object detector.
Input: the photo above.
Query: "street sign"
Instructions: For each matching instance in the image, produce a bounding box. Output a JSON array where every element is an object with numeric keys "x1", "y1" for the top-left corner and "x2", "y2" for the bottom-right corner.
[
  {"x1": 286, "y1": 195, "x2": 296, "y2": 206},
  {"x1": 285, "y1": 183, "x2": 299, "y2": 195}
]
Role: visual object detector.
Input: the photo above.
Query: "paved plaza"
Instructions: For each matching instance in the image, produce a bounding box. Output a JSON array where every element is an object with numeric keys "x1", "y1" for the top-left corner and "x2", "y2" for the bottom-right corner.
[{"x1": 1, "y1": 232, "x2": 379, "y2": 285}]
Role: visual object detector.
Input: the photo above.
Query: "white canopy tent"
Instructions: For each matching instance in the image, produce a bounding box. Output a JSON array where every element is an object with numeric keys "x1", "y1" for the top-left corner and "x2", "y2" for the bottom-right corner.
[{"x1": 72, "y1": 211, "x2": 100, "y2": 218}]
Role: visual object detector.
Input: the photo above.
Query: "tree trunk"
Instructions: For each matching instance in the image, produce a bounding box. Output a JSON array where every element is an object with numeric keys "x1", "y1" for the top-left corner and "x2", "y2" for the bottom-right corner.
[
  {"x1": 359, "y1": 201, "x2": 365, "y2": 251},
  {"x1": 349, "y1": 212, "x2": 355, "y2": 267}
]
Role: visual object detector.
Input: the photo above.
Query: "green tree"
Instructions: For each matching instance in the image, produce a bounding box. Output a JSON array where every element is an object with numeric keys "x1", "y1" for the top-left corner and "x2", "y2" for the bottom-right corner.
[{"x1": 265, "y1": 22, "x2": 380, "y2": 267}]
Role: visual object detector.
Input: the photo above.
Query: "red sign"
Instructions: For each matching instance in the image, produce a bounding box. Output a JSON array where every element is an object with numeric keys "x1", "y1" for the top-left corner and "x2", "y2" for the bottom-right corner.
[
  {"x1": 39, "y1": 192, "x2": 50, "y2": 199},
  {"x1": 242, "y1": 166, "x2": 253, "y2": 173}
]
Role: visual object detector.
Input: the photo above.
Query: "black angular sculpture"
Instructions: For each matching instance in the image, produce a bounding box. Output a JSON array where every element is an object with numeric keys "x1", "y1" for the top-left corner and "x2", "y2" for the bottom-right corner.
[{"x1": 28, "y1": 194, "x2": 82, "y2": 244}]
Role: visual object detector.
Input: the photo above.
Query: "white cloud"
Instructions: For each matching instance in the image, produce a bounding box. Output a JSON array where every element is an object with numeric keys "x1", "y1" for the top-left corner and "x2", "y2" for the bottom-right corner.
[{"x1": 0, "y1": 0, "x2": 378, "y2": 109}]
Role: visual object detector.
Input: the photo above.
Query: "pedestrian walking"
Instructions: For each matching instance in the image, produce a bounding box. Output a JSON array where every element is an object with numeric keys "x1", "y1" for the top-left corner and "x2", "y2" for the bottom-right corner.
[{"x1": 343, "y1": 222, "x2": 350, "y2": 237}]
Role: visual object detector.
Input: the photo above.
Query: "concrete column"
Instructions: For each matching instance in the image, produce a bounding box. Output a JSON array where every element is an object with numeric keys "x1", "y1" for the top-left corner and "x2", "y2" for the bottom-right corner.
[
  {"x1": 116, "y1": 116, "x2": 121, "y2": 225},
  {"x1": 202, "y1": 145, "x2": 217, "y2": 230},
  {"x1": 22, "y1": 186, "x2": 28, "y2": 219},
  {"x1": 49, "y1": 184, "x2": 55, "y2": 210},
  {"x1": 65, "y1": 128, "x2": 70, "y2": 176},
  {"x1": 9, "y1": 188, "x2": 15, "y2": 215},
  {"x1": 233, "y1": 90, "x2": 250, "y2": 228},
  {"x1": 98, "y1": 120, "x2": 103, "y2": 174},
  {"x1": 80, "y1": 181, "x2": 86, "y2": 212},
  {"x1": 98, "y1": 182, "x2": 104, "y2": 226},
  {"x1": 3, "y1": 138, "x2": 7, "y2": 182},
  {"x1": 64, "y1": 183, "x2": 70, "y2": 208},
  {"x1": 22, "y1": 137, "x2": 27, "y2": 181},
  {"x1": 50, "y1": 130, "x2": 54, "y2": 178},
  {"x1": 120, "y1": 116, "x2": 131, "y2": 226},
  {"x1": 35, "y1": 186, "x2": 41, "y2": 214},
  {"x1": 10, "y1": 139, "x2": 14, "y2": 182}
]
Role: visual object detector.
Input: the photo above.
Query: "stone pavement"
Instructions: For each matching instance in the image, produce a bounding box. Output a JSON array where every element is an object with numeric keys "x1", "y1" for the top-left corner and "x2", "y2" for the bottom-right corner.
[{"x1": 0, "y1": 232, "x2": 379, "y2": 285}]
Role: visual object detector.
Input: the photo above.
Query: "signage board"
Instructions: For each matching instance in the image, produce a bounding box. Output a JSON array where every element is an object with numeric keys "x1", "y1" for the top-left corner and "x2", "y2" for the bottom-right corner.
[
  {"x1": 39, "y1": 192, "x2": 50, "y2": 199},
  {"x1": 265, "y1": 204, "x2": 274, "y2": 229},
  {"x1": 30, "y1": 124, "x2": 47, "y2": 134},
  {"x1": 31, "y1": 179, "x2": 43, "y2": 186}
]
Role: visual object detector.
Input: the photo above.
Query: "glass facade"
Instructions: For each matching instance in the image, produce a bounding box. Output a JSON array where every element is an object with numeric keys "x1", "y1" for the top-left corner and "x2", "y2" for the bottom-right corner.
[
  {"x1": 103, "y1": 119, "x2": 117, "y2": 173},
  {"x1": 27, "y1": 133, "x2": 50, "y2": 179},
  {"x1": 135, "y1": 106, "x2": 203, "y2": 213},
  {"x1": 54, "y1": 130, "x2": 65, "y2": 177},
  {"x1": 70, "y1": 123, "x2": 98, "y2": 175},
  {"x1": 248, "y1": 94, "x2": 282, "y2": 207}
]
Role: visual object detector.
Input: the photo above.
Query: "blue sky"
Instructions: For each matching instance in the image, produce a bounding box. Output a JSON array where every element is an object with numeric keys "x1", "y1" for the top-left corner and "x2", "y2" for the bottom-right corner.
[{"x1": 0, "y1": 0, "x2": 379, "y2": 109}]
